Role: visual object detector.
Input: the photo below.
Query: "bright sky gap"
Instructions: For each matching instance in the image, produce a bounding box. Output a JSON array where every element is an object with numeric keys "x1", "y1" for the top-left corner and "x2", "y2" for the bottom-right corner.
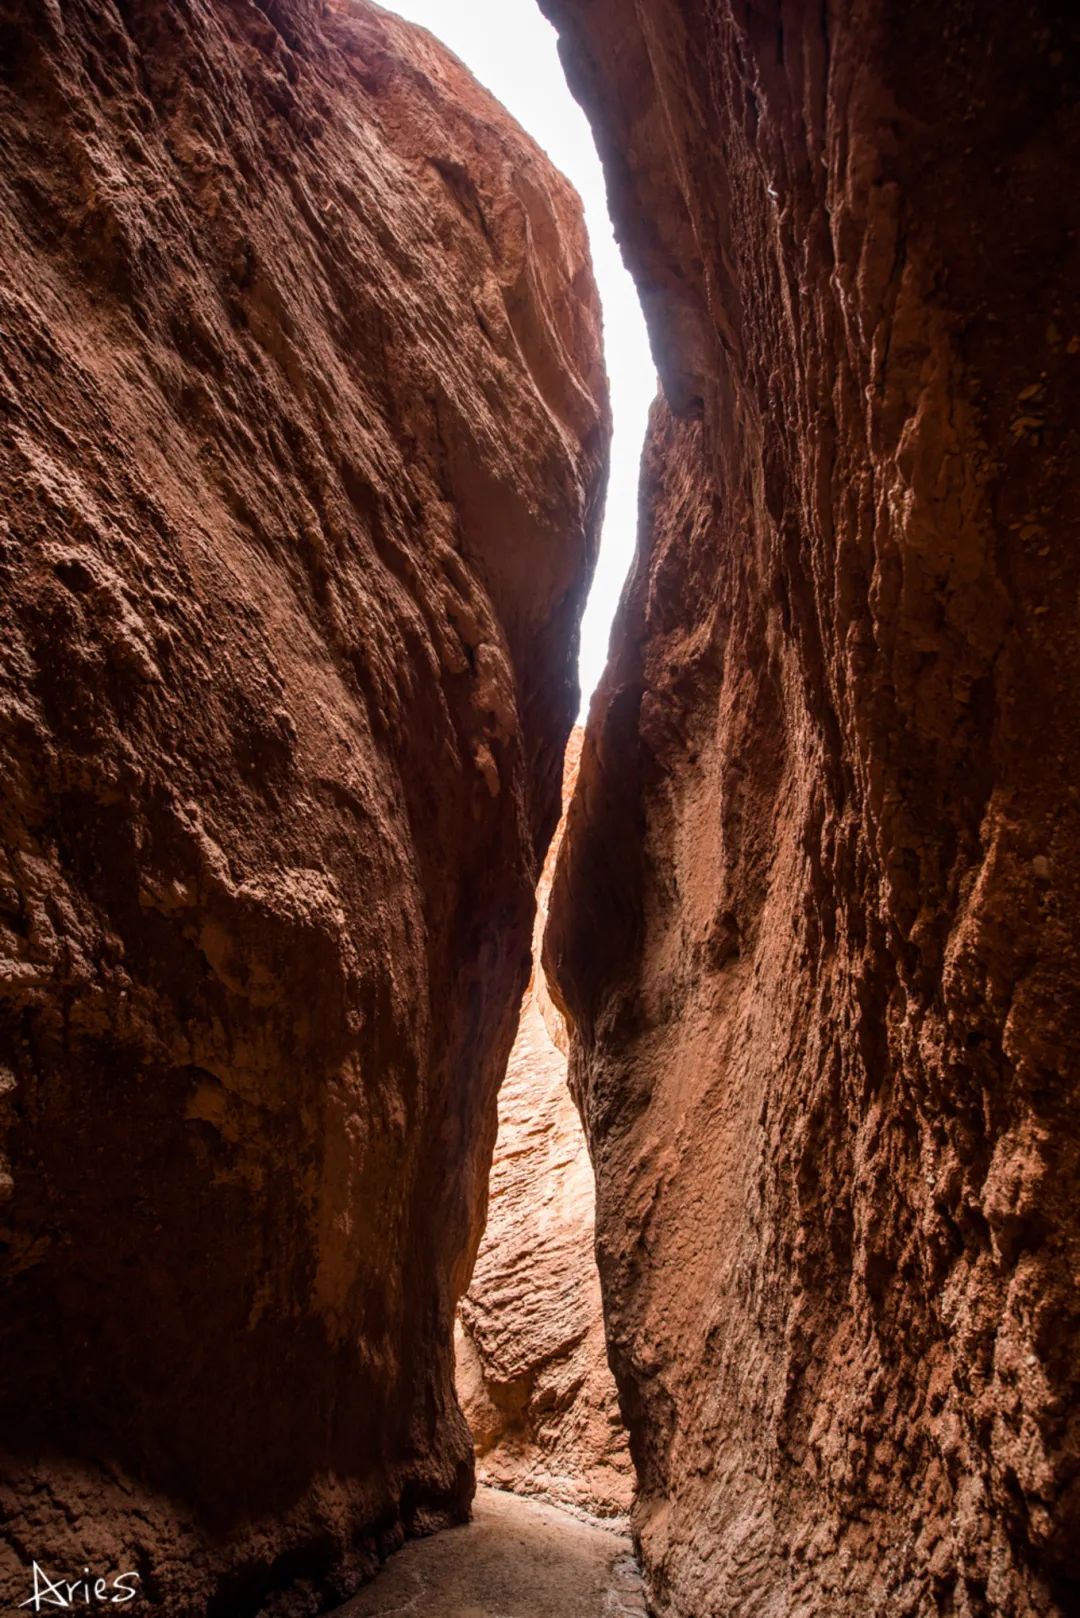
[{"x1": 382, "y1": 0, "x2": 655, "y2": 714}]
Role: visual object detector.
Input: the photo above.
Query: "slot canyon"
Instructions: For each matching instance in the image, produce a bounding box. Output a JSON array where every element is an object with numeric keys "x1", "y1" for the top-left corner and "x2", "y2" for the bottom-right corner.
[{"x1": 0, "y1": 2, "x2": 1076, "y2": 1616}]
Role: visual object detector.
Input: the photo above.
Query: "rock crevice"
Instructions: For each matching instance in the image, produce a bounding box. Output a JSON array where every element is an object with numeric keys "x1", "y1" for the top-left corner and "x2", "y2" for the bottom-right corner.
[{"x1": 455, "y1": 730, "x2": 634, "y2": 1521}]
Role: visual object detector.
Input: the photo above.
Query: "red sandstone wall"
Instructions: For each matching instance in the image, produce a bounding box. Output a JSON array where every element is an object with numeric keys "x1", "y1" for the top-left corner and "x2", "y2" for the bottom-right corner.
[
  {"x1": 0, "y1": 2, "x2": 607, "y2": 1610},
  {"x1": 456, "y1": 729, "x2": 633, "y2": 1519},
  {"x1": 540, "y1": 2, "x2": 1080, "y2": 1615}
]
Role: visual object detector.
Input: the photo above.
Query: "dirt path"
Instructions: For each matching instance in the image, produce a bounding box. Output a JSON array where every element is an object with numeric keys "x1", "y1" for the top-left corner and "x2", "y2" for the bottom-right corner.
[{"x1": 335, "y1": 1486, "x2": 647, "y2": 1617}]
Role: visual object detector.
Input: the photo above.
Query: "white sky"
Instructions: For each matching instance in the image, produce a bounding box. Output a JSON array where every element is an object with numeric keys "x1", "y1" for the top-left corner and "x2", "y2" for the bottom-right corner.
[{"x1": 380, "y1": 0, "x2": 655, "y2": 712}]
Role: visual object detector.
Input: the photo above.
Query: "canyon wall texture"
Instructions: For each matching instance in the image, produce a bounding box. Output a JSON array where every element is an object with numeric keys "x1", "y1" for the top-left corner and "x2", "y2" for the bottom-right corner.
[
  {"x1": 540, "y1": 2, "x2": 1079, "y2": 1616},
  {"x1": 0, "y1": 1, "x2": 607, "y2": 1611},
  {"x1": 456, "y1": 730, "x2": 633, "y2": 1519}
]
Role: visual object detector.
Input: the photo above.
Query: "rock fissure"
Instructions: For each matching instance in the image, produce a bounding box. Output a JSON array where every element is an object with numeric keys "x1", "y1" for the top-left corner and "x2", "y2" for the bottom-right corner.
[
  {"x1": 2, "y1": 1, "x2": 1078, "y2": 1616},
  {"x1": 455, "y1": 728, "x2": 634, "y2": 1524}
]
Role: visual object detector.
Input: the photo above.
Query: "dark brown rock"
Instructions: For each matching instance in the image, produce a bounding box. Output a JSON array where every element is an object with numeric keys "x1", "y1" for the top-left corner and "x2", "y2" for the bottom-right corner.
[
  {"x1": 0, "y1": 1, "x2": 607, "y2": 1611},
  {"x1": 540, "y1": 2, "x2": 1080, "y2": 1615}
]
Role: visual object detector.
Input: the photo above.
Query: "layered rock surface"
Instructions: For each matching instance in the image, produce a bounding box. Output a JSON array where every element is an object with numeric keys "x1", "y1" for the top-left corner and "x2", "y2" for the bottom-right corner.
[
  {"x1": 540, "y1": 2, "x2": 1080, "y2": 1616},
  {"x1": 455, "y1": 730, "x2": 633, "y2": 1519},
  {"x1": 0, "y1": 1, "x2": 607, "y2": 1611}
]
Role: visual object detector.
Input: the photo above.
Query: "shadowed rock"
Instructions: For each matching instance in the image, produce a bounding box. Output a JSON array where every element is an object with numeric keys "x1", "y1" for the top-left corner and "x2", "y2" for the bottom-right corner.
[
  {"x1": 0, "y1": 1, "x2": 607, "y2": 1610},
  {"x1": 540, "y1": 2, "x2": 1080, "y2": 1615}
]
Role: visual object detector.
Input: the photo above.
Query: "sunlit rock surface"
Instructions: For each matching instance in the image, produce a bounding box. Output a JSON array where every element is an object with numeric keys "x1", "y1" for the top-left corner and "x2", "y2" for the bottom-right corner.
[{"x1": 456, "y1": 732, "x2": 633, "y2": 1520}]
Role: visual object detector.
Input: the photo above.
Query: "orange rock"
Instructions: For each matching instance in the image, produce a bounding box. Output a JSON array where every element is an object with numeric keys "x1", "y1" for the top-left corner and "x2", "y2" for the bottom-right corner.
[
  {"x1": 541, "y1": 2, "x2": 1080, "y2": 1615},
  {"x1": 456, "y1": 732, "x2": 633, "y2": 1519},
  {"x1": 0, "y1": 2, "x2": 607, "y2": 1610}
]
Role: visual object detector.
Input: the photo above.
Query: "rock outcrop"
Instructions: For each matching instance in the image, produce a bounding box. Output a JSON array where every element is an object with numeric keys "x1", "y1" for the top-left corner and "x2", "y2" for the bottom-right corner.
[
  {"x1": 455, "y1": 730, "x2": 633, "y2": 1519},
  {"x1": 540, "y1": 3, "x2": 1080, "y2": 1616},
  {"x1": 0, "y1": 1, "x2": 607, "y2": 1611}
]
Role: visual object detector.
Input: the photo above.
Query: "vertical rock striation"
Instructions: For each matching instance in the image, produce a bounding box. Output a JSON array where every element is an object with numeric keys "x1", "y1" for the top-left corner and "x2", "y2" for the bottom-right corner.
[
  {"x1": 455, "y1": 730, "x2": 633, "y2": 1519},
  {"x1": 540, "y1": 2, "x2": 1079, "y2": 1615},
  {"x1": 0, "y1": 1, "x2": 607, "y2": 1611}
]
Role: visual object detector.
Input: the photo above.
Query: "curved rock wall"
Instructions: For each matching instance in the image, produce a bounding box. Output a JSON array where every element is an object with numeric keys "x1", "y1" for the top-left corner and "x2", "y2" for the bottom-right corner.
[
  {"x1": 540, "y1": 2, "x2": 1079, "y2": 1616},
  {"x1": 0, "y1": 1, "x2": 607, "y2": 1611},
  {"x1": 455, "y1": 729, "x2": 633, "y2": 1519}
]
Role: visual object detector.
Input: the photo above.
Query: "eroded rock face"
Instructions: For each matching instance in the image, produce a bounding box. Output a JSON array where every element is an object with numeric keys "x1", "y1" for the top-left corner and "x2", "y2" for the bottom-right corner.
[
  {"x1": 0, "y1": 1, "x2": 607, "y2": 1610},
  {"x1": 455, "y1": 730, "x2": 633, "y2": 1519},
  {"x1": 540, "y1": 2, "x2": 1079, "y2": 1615}
]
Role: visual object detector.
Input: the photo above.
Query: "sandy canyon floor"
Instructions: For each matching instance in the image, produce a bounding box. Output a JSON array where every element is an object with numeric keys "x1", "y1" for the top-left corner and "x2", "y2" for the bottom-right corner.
[{"x1": 335, "y1": 1487, "x2": 647, "y2": 1617}]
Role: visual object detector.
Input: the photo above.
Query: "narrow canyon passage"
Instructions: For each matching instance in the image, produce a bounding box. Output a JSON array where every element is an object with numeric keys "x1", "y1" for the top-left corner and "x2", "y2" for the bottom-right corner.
[
  {"x1": 454, "y1": 729, "x2": 634, "y2": 1523},
  {"x1": 1, "y1": 2, "x2": 1077, "y2": 1618}
]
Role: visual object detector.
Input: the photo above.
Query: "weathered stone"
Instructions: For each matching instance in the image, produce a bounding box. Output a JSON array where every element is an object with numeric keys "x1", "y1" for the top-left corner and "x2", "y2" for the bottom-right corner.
[
  {"x1": 540, "y1": 2, "x2": 1080, "y2": 1615},
  {"x1": 0, "y1": 1, "x2": 607, "y2": 1611},
  {"x1": 456, "y1": 730, "x2": 633, "y2": 1520}
]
